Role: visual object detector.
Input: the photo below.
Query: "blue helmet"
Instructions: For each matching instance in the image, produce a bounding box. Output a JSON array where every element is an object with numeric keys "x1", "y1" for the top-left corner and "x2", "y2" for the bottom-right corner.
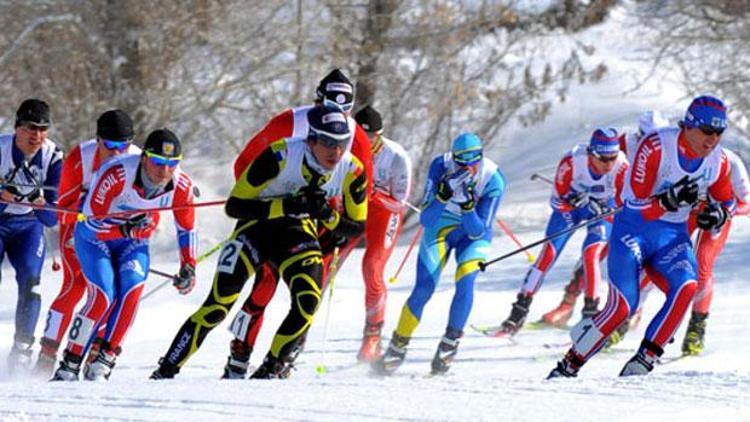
[
  {"x1": 683, "y1": 95, "x2": 727, "y2": 132},
  {"x1": 307, "y1": 105, "x2": 351, "y2": 147},
  {"x1": 451, "y1": 132, "x2": 483, "y2": 166},
  {"x1": 588, "y1": 127, "x2": 619, "y2": 157}
]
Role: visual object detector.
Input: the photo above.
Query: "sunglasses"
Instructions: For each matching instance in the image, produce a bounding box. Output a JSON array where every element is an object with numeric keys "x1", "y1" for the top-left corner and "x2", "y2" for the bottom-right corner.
[
  {"x1": 22, "y1": 122, "x2": 49, "y2": 132},
  {"x1": 454, "y1": 150, "x2": 483, "y2": 167},
  {"x1": 698, "y1": 125, "x2": 724, "y2": 136},
  {"x1": 145, "y1": 150, "x2": 182, "y2": 167},
  {"x1": 102, "y1": 138, "x2": 131, "y2": 151},
  {"x1": 316, "y1": 134, "x2": 348, "y2": 149},
  {"x1": 323, "y1": 97, "x2": 353, "y2": 113},
  {"x1": 593, "y1": 153, "x2": 618, "y2": 163}
]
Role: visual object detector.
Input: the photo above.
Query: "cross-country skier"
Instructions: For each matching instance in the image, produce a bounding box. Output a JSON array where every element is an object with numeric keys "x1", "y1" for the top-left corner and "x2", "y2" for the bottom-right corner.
[
  {"x1": 218, "y1": 69, "x2": 374, "y2": 378},
  {"x1": 542, "y1": 112, "x2": 667, "y2": 327},
  {"x1": 548, "y1": 95, "x2": 735, "y2": 378},
  {"x1": 151, "y1": 105, "x2": 367, "y2": 380},
  {"x1": 374, "y1": 132, "x2": 505, "y2": 376},
  {"x1": 36, "y1": 110, "x2": 140, "y2": 375},
  {"x1": 352, "y1": 105, "x2": 412, "y2": 362},
  {"x1": 0, "y1": 99, "x2": 62, "y2": 374},
  {"x1": 496, "y1": 128, "x2": 628, "y2": 336},
  {"x1": 51, "y1": 128, "x2": 197, "y2": 381}
]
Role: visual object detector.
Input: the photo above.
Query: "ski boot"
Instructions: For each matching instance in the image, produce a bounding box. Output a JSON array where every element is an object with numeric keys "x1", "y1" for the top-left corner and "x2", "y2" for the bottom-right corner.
[
  {"x1": 619, "y1": 340, "x2": 662, "y2": 376},
  {"x1": 250, "y1": 354, "x2": 292, "y2": 380},
  {"x1": 149, "y1": 357, "x2": 180, "y2": 380},
  {"x1": 581, "y1": 297, "x2": 600, "y2": 319},
  {"x1": 85, "y1": 348, "x2": 117, "y2": 381},
  {"x1": 499, "y1": 293, "x2": 533, "y2": 336},
  {"x1": 34, "y1": 338, "x2": 60, "y2": 377},
  {"x1": 430, "y1": 328, "x2": 462, "y2": 375},
  {"x1": 547, "y1": 350, "x2": 584, "y2": 379},
  {"x1": 7, "y1": 337, "x2": 34, "y2": 375},
  {"x1": 357, "y1": 322, "x2": 383, "y2": 363},
  {"x1": 681, "y1": 312, "x2": 708, "y2": 356},
  {"x1": 222, "y1": 339, "x2": 251, "y2": 379},
  {"x1": 51, "y1": 351, "x2": 82, "y2": 381},
  {"x1": 373, "y1": 332, "x2": 410, "y2": 375}
]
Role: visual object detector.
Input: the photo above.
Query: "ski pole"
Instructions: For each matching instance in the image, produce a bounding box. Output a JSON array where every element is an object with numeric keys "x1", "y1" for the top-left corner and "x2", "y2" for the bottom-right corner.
[
  {"x1": 479, "y1": 208, "x2": 621, "y2": 271},
  {"x1": 530, "y1": 173, "x2": 554, "y2": 185},
  {"x1": 496, "y1": 218, "x2": 535, "y2": 263},
  {"x1": 141, "y1": 239, "x2": 226, "y2": 301},
  {"x1": 315, "y1": 247, "x2": 341, "y2": 376},
  {"x1": 0, "y1": 181, "x2": 58, "y2": 191},
  {"x1": 388, "y1": 226, "x2": 423, "y2": 284}
]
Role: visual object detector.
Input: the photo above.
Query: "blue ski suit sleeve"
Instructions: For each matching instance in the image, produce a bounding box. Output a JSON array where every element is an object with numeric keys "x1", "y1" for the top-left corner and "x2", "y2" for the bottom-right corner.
[
  {"x1": 419, "y1": 156, "x2": 448, "y2": 227},
  {"x1": 460, "y1": 168, "x2": 505, "y2": 239}
]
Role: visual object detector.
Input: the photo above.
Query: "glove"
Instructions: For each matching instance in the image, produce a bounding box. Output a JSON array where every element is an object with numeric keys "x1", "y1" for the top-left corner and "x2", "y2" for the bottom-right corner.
[
  {"x1": 587, "y1": 198, "x2": 611, "y2": 217},
  {"x1": 459, "y1": 184, "x2": 476, "y2": 212},
  {"x1": 304, "y1": 187, "x2": 334, "y2": 221},
  {"x1": 657, "y1": 175, "x2": 699, "y2": 212},
  {"x1": 567, "y1": 191, "x2": 589, "y2": 209},
  {"x1": 696, "y1": 203, "x2": 730, "y2": 230},
  {"x1": 319, "y1": 230, "x2": 349, "y2": 255},
  {"x1": 282, "y1": 192, "x2": 310, "y2": 217},
  {"x1": 119, "y1": 214, "x2": 156, "y2": 239},
  {"x1": 173, "y1": 263, "x2": 196, "y2": 295},
  {"x1": 436, "y1": 169, "x2": 471, "y2": 203}
]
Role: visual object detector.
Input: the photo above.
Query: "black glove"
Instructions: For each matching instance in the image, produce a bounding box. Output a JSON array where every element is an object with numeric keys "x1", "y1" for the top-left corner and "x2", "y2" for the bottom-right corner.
[
  {"x1": 319, "y1": 230, "x2": 349, "y2": 255},
  {"x1": 696, "y1": 203, "x2": 730, "y2": 230},
  {"x1": 282, "y1": 192, "x2": 311, "y2": 216},
  {"x1": 459, "y1": 184, "x2": 476, "y2": 212},
  {"x1": 436, "y1": 179, "x2": 453, "y2": 202},
  {"x1": 173, "y1": 263, "x2": 196, "y2": 295},
  {"x1": 657, "y1": 175, "x2": 699, "y2": 212},
  {"x1": 304, "y1": 187, "x2": 334, "y2": 221},
  {"x1": 436, "y1": 169, "x2": 471, "y2": 203},
  {"x1": 119, "y1": 214, "x2": 154, "y2": 239},
  {"x1": 567, "y1": 191, "x2": 589, "y2": 209}
]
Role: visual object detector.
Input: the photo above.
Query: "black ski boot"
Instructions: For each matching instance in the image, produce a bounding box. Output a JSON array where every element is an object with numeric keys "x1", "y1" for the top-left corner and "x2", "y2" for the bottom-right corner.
[
  {"x1": 681, "y1": 312, "x2": 708, "y2": 356},
  {"x1": 373, "y1": 332, "x2": 410, "y2": 375},
  {"x1": 250, "y1": 354, "x2": 291, "y2": 379},
  {"x1": 51, "y1": 351, "x2": 82, "y2": 381},
  {"x1": 149, "y1": 357, "x2": 180, "y2": 380},
  {"x1": 500, "y1": 293, "x2": 533, "y2": 336},
  {"x1": 620, "y1": 340, "x2": 663, "y2": 376},
  {"x1": 222, "y1": 339, "x2": 251, "y2": 379},
  {"x1": 547, "y1": 350, "x2": 584, "y2": 379},
  {"x1": 431, "y1": 328, "x2": 462, "y2": 375}
]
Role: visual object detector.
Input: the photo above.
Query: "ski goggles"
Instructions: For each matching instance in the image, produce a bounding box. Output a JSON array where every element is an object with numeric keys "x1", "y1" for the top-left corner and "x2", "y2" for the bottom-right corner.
[
  {"x1": 590, "y1": 150, "x2": 618, "y2": 163},
  {"x1": 20, "y1": 122, "x2": 49, "y2": 132},
  {"x1": 311, "y1": 128, "x2": 350, "y2": 149},
  {"x1": 102, "y1": 138, "x2": 131, "y2": 151},
  {"x1": 144, "y1": 150, "x2": 182, "y2": 167},
  {"x1": 323, "y1": 97, "x2": 354, "y2": 113},
  {"x1": 453, "y1": 149, "x2": 483, "y2": 167}
]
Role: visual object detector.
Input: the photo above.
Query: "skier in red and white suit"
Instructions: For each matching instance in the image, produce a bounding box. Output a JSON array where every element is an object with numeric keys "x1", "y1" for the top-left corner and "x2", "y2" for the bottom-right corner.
[
  {"x1": 36, "y1": 110, "x2": 140, "y2": 374},
  {"x1": 678, "y1": 147, "x2": 749, "y2": 355},
  {"x1": 353, "y1": 105, "x2": 412, "y2": 362}
]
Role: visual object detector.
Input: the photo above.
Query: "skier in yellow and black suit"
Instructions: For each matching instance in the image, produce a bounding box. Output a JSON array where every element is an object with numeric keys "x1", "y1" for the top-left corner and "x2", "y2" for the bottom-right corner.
[{"x1": 151, "y1": 105, "x2": 367, "y2": 380}]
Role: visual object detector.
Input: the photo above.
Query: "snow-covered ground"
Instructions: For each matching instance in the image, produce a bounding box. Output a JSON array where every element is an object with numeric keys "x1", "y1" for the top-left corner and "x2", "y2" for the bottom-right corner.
[{"x1": 2, "y1": 3, "x2": 750, "y2": 421}]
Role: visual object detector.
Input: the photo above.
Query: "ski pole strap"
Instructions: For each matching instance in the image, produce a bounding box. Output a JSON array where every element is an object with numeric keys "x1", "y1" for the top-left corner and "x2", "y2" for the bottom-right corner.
[{"x1": 479, "y1": 207, "x2": 621, "y2": 271}]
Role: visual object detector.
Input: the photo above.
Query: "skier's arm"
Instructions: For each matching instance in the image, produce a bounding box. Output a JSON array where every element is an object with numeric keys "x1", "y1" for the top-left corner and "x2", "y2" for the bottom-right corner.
[
  {"x1": 372, "y1": 150, "x2": 412, "y2": 213},
  {"x1": 88, "y1": 165, "x2": 131, "y2": 240},
  {"x1": 460, "y1": 170, "x2": 505, "y2": 239},
  {"x1": 323, "y1": 157, "x2": 368, "y2": 238},
  {"x1": 172, "y1": 173, "x2": 197, "y2": 267},
  {"x1": 419, "y1": 157, "x2": 448, "y2": 226},
  {"x1": 613, "y1": 160, "x2": 629, "y2": 208},
  {"x1": 226, "y1": 144, "x2": 286, "y2": 220},
  {"x1": 232, "y1": 110, "x2": 293, "y2": 180},
  {"x1": 708, "y1": 153, "x2": 736, "y2": 214},
  {"x1": 57, "y1": 145, "x2": 83, "y2": 227},
  {"x1": 550, "y1": 155, "x2": 575, "y2": 212},
  {"x1": 351, "y1": 124, "x2": 374, "y2": 197},
  {"x1": 34, "y1": 146, "x2": 63, "y2": 227},
  {"x1": 628, "y1": 135, "x2": 665, "y2": 221}
]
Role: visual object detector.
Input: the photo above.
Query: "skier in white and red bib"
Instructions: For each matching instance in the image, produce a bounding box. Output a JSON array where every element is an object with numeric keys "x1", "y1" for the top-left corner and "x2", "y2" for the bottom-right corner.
[
  {"x1": 51, "y1": 129, "x2": 197, "y2": 381},
  {"x1": 549, "y1": 95, "x2": 736, "y2": 378}
]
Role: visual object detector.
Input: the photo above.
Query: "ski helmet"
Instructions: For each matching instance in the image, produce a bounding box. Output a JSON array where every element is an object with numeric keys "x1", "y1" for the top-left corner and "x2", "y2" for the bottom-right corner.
[
  {"x1": 354, "y1": 105, "x2": 383, "y2": 133},
  {"x1": 307, "y1": 105, "x2": 351, "y2": 148},
  {"x1": 15, "y1": 98, "x2": 50, "y2": 128},
  {"x1": 316, "y1": 69, "x2": 354, "y2": 113},
  {"x1": 451, "y1": 132, "x2": 483, "y2": 166},
  {"x1": 588, "y1": 128, "x2": 619, "y2": 157},
  {"x1": 683, "y1": 95, "x2": 727, "y2": 132}
]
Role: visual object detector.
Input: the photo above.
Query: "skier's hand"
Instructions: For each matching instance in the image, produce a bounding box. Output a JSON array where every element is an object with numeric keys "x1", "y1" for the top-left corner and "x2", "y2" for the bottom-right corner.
[
  {"x1": 568, "y1": 191, "x2": 589, "y2": 209},
  {"x1": 657, "y1": 175, "x2": 699, "y2": 212},
  {"x1": 696, "y1": 202, "x2": 730, "y2": 230},
  {"x1": 437, "y1": 169, "x2": 470, "y2": 203},
  {"x1": 305, "y1": 187, "x2": 334, "y2": 221},
  {"x1": 120, "y1": 214, "x2": 156, "y2": 239},
  {"x1": 587, "y1": 198, "x2": 611, "y2": 217},
  {"x1": 459, "y1": 184, "x2": 476, "y2": 212},
  {"x1": 173, "y1": 263, "x2": 196, "y2": 295},
  {"x1": 282, "y1": 192, "x2": 311, "y2": 217}
]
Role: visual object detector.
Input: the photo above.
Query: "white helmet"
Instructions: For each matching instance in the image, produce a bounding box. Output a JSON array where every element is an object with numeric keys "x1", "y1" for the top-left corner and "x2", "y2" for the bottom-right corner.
[{"x1": 637, "y1": 110, "x2": 669, "y2": 138}]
